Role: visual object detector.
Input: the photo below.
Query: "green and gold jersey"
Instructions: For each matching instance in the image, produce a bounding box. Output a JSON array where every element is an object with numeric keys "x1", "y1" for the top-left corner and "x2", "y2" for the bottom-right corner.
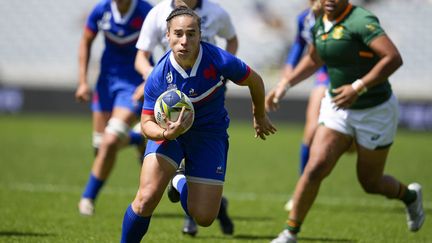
[{"x1": 313, "y1": 4, "x2": 392, "y2": 109}]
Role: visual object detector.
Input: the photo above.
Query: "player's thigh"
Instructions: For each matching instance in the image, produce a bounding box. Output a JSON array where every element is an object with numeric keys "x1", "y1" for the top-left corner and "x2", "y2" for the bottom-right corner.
[
  {"x1": 306, "y1": 86, "x2": 326, "y2": 122},
  {"x1": 92, "y1": 76, "x2": 113, "y2": 133},
  {"x1": 93, "y1": 111, "x2": 111, "y2": 133},
  {"x1": 303, "y1": 86, "x2": 327, "y2": 144},
  {"x1": 307, "y1": 126, "x2": 352, "y2": 178},
  {"x1": 133, "y1": 154, "x2": 177, "y2": 215},
  {"x1": 112, "y1": 87, "x2": 142, "y2": 124},
  {"x1": 111, "y1": 106, "x2": 138, "y2": 126},
  {"x1": 187, "y1": 182, "x2": 223, "y2": 221},
  {"x1": 356, "y1": 144, "x2": 390, "y2": 183}
]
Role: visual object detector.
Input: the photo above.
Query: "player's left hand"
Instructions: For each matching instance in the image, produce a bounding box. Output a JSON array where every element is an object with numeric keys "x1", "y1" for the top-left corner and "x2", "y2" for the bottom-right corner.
[
  {"x1": 253, "y1": 114, "x2": 277, "y2": 140},
  {"x1": 332, "y1": 84, "x2": 359, "y2": 109}
]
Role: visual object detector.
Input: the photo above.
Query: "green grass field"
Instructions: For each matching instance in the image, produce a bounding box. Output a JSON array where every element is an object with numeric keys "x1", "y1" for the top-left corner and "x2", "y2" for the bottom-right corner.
[{"x1": 0, "y1": 114, "x2": 430, "y2": 243}]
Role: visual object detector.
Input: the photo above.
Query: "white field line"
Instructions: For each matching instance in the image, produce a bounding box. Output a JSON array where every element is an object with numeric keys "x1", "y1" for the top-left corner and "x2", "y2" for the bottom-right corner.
[{"x1": 1, "y1": 182, "x2": 431, "y2": 209}]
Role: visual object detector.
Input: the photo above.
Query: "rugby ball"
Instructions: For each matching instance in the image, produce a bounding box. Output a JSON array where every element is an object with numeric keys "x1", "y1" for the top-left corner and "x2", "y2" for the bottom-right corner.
[{"x1": 154, "y1": 89, "x2": 194, "y2": 133}]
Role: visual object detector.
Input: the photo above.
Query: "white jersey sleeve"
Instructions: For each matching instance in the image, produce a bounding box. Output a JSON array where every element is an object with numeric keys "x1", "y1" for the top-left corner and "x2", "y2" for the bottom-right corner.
[
  {"x1": 215, "y1": 6, "x2": 236, "y2": 40},
  {"x1": 198, "y1": 0, "x2": 236, "y2": 44}
]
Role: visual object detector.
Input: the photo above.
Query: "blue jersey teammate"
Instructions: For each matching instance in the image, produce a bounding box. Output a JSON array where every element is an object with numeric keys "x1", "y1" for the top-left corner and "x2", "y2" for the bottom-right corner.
[
  {"x1": 75, "y1": 0, "x2": 152, "y2": 216},
  {"x1": 120, "y1": 5, "x2": 276, "y2": 242}
]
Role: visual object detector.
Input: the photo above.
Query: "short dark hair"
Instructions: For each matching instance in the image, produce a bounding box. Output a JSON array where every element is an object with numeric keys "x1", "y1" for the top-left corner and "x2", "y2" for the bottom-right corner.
[{"x1": 166, "y1": 6, "x2": 201, "y2": 32}]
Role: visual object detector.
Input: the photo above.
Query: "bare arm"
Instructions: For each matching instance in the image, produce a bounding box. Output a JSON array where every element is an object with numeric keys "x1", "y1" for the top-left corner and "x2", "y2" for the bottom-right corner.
[
  {"x1": 265, "y1": 44, "x2": 323, "y2": 111},
  {"x1": 239, "y1": 69, "x2": 277, "y2": 140},
  {"x1": 75, "y1": 28, "x2": 96, "y2": 102},
  {"x1": 225, "y1": 36, "x2": 238, "y2": 55},
  {"x1": 135, "y1": 50, "x2": 154, "y2": 80},
  {"x1": 141, "y1": 113, "x2": 166, "y2": 141},
  {"x1": 332, "y1": 34, "x2": 403, "y2": 108},
  {"x1": 133, "y1": 50, "x2": 154, "y2": 102},
  {"x1": 359, "y1": 34, "x2": 402, "y2": 88}
]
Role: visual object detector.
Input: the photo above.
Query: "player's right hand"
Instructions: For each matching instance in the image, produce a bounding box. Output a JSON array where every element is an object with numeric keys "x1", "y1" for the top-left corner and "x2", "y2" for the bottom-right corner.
[
  {"x1": 75, "y1": 83, "x2": 91, "y2": 103},
  {"x1": 253, "y1": 114, "x2": 277, "y2": 140},
  {"x1": 132, "y1": 83, "x2": 145, "y2": 102},
  {"x1": 265, "y1": 85, "x2": 286, "y2": 112}
]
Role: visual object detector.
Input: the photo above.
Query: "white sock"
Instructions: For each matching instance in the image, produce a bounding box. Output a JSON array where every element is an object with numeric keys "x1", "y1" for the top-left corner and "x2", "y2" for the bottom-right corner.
[{"x1": 172, "y1": 174, "x2": 186, "y2": 191}]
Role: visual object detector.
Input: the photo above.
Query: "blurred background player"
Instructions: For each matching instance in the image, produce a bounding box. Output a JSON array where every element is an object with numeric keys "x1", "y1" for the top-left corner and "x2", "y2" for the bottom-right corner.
[
  {"x1": 75, "y1": 0, "x2": 152, "y2": 216},
  {"x1": 266, "y1": 0, "x2": 424, "y2": 242},
  {"x1": 280, "y1": 0, "x2": 330, "y2": 212},
  {"x1": 133, "y1": 0, "x2": 238, "y2": 236},
  {"x1": 120, "y1": 6, "x2": 275, "y2": 242}
]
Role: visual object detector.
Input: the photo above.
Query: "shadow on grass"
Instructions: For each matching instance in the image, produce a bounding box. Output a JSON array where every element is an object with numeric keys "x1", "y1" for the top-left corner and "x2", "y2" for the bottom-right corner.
[
  {"x1": 152, "y1": 213, "x2": 272, "y2": 221},
  {"x1": 0, "y1": 231, "x2": 55, "y2": 237},
  {"x1": 230, "y1": 215, "x2": 273, "y2": 221},
  {"x1": 195, "y1": 234, "x2": 356, "y2": 242},
  {"x1": 298, "y1": 237, "x2": 356, "y2": 242},
  {"x1": 152, "y1": 212, "x2": 184, "y2": 219},
  {"x1": 316, "y1": 203, "x2": 416, "y2": 215}
]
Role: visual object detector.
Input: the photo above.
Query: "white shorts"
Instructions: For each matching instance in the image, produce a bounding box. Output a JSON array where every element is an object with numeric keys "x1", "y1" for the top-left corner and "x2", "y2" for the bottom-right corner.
[{"x1": 318, "y1": 92, "x2": 399, "y2": 150}]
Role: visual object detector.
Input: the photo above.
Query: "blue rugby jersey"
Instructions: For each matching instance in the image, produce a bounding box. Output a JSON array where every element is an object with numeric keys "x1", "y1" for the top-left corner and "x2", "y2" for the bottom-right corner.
[
  {"x1": 285, "y1": 9, "x2": 314, "y2": 66},
  {"x1": 86, "y1": 0, "x2": 152, "y2": 73},
  {"x1": 285, "y1": 8, "x2": 329, "y2": 86},
  {"x1": 142, "y1": 42, "x2": 250, "y2": 133}
]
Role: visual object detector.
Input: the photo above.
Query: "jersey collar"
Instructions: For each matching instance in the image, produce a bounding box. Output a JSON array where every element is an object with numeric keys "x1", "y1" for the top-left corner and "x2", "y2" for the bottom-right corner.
[
  {"x1": 111, "y1": 0, "x2": 137, "y2": 24},
  {"x1": 323, "y1": 3, "x2": 353, "y2": 25},
  {"x1": 169, "y1": 44, "x2": 203, "y2": 79}
]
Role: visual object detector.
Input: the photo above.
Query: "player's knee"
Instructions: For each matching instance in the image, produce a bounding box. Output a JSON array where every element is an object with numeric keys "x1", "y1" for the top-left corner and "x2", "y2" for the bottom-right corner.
[
  {"x1": 92, "y1": 132, "x2": 103, "y2": 149},
  {"x1": 193, "y1": 214, "x2": 216, "y2": 227},
  {"x1": 359, "y1": 179, "x2": 380, "y2": 194},
  {"x1": 304, "y1": 159, "x2": 330, "y2": 182},
  {"x1": 104, "y1": 118, "x2": 129, "y2": 143},
  {"x1": 133, "y1": 190, "x2": 159, "y2": 216},
  {"x1": 189, "y1": 207, "x2": 217, "y2": 227}
]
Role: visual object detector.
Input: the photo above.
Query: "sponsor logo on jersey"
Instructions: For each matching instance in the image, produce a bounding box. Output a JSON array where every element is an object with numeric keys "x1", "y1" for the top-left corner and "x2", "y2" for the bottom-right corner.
[
  {"x1": 216, "y1": 165, "x2": 224, "y2": 174},
  {"x1": 371, "y1": 134, "x2": 381, "y2": 141},
  {"x1": 204, "y1": 64, "x2": 217, "y2": 80},
  {"x1": 166, "y1": 71, "x2": 173, "y2": 83},
  {"x1": 365, "y1": 24, "x2": 376, "y2": 32},
  {"x1": 130, "y1": 17, "x2": 143, "y2": 30},
  {"x1": 189, "y1": 88, "x2": 197, "y2": 97},
  {"x1": 219, "y1": 75, "x2": 225, "y2": 82},
  {"x1": 99, "y1": 12, "x2": 112, "y2": 30},
  {"x1": 332, "y1": 26, "x2": 344, "y2": 39}
]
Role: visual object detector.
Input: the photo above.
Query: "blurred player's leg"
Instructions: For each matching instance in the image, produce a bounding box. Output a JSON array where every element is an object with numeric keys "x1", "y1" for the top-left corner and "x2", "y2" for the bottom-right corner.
[
  {"x1": 182, "y1": 216, "x2": 198, "y2": 236},
  {"x1": 79, "y1": 108, "x2": 137, "y2": 216},
  {"x1": 217, "y1": 196, "x2": 234, "y2": 235},
  {"x1": 130, "y1": 122, "x2": 146, "y2": 164},
  {"x1": 285, "y1": 86, "x2": 325, "y2": 212},
  {"x1": 79, "y1": 111, "x2": 109, "y2": 216}
]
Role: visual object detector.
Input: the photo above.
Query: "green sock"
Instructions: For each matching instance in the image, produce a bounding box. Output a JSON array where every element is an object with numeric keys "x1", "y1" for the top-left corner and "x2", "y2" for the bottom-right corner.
[
  {"x1": 397, "y1": 183, "x2": 416, "y2": 205},
  {"x1": 402, "y1": 189, "x2": 417, "y2": 205},
  {"x1": 286, "y1": 219, "x2": 301, "y2": 234}
]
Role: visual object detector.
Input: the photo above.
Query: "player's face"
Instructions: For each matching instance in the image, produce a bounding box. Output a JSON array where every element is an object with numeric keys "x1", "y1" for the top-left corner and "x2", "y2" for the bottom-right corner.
[
  {"x1": 114, "y1": 0, "x2": 131, "y2": 9},
  {"x1": 167, "y1": 15, "x2": 201, "y2": 67},
  {"x1": 320, "y1": 0, "x2": 349, "y2": 20}
]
